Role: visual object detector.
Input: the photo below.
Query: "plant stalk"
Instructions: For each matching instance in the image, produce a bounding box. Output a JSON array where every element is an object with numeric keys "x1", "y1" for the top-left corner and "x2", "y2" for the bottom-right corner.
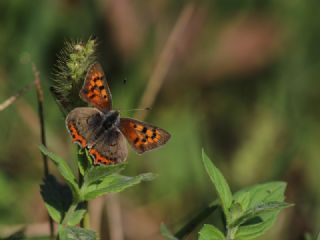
[
  {"x1": 33, "y1": 64, "x2": 54, "y2": 239},
  {"x1": 174, "y1": 202, "x2": 219, "y2": 239},
  {"x1": 78, "y1": 151, "x2": 89, "y2": 228}
]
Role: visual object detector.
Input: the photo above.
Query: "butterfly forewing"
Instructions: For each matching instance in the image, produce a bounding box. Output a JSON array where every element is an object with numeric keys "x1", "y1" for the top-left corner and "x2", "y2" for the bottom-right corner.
[
  {"x1": 119, "y1": 118, "x2": 171, "y2": 154},
  {"x1": 80, "y1": 62, "x2": 112, "y2": 113}
]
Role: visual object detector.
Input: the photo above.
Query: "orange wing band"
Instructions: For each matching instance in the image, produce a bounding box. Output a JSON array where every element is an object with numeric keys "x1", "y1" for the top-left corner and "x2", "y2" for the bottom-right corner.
[
  {"x1": 67, "y1": 122, "x2": 87, "y2": 148},
  {"x1": 89, "y1": 148, "x2": 114, "y2": 165}
]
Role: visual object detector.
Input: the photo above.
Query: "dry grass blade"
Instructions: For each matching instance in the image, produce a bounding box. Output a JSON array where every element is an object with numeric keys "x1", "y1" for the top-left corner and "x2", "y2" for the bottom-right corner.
[
  {"x1": 0, "y1": 222, "x2": 58, "y2": 238},
  {"x1": 136, "y1": 3, "x2": 196, "y2": 120},
  {"x1": 105, "y1": 194, "x2": 124, "y2": 240},
  {"x1": 0, "y1": 83, "x2": 33, "y2": 112},
  {"x1": 100, "y1": 5, "x2": 197, "y2": 240}
]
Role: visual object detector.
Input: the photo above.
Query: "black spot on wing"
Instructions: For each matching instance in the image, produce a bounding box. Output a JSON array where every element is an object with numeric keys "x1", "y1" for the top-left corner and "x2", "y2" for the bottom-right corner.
[
  {"x1": 142, "y1": 127, "x2": 147, "y2": 133},
  {"x1": 151, "y1": 132, "x2": 157, "y2": 139}
]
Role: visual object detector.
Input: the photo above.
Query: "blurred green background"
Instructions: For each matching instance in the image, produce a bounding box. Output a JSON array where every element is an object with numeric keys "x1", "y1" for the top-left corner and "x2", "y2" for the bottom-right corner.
[{"x1": 0, "y1": 0, "x2": 319, "y2": 239}]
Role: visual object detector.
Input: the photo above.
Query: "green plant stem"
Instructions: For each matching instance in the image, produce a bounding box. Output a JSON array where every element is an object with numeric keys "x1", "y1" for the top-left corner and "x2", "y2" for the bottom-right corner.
[
  {"x1": 174, "y1": 202, "x2": 219, "y2": 239},
  {"x1": 78, "y1": 151, "x2": 89, "y2": 228},
  {"x1": 226, "y1": 227, "x2": 237, "y2": 240}
]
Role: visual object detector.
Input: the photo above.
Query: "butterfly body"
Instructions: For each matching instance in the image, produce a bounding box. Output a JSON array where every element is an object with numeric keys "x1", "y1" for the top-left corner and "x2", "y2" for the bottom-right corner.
[{"x1": 66, "y1": 62, "x2": 170, "y2": 165}]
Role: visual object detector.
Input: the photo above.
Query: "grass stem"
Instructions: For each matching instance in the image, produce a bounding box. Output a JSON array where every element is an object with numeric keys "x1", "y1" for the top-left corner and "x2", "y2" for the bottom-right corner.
[{"x1": 33, "y1": 64, "x2": 55, "y2": 239}]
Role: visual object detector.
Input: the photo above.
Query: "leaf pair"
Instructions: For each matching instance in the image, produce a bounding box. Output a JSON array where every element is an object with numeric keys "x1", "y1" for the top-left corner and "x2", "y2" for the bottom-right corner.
[
  {"x1": 198, "y1": 150, "x2": 292, "y2": 240},
  {"x1": 39, "y1": 145, "x2": 156, "y2": 238},
  {"x1": 161, "y1": 150, "x2": 292, "y2": 240}
]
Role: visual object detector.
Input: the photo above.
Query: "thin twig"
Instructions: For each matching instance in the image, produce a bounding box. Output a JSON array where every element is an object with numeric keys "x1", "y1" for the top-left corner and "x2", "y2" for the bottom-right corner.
[
  {"x1": 32, "y1": 63, "x2": 54, "y2": 240},
  {"x1": 0, "y1": 83, "x2": 33, "y2": 111},
  {"x1": 135, "y1": 3, "x2": 196, "y2": 120}
]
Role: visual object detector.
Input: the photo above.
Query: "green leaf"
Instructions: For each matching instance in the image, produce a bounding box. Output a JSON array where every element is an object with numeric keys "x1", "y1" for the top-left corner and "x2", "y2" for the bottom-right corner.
[
  {"x1": 304, "y1": 232, "x2": 320, "y2": 240},
  {"x1": 59, "y1": 226, "x2": 96, "y2": 240},
  {"x1": 40, "y1": 175, "x2": 73, "y2": 223},
  {"x1": 233, "y1": 182, "x2": 286, "y2": 207},
  {"x1": 234, "y1": 214, "x2": 276, "y2": 240},
  {"x1": 198, "y1": 224, "x2": 225, "y2": 240},
  {"x1": 39, "y1": 145, "x2": 80, "y2": 199},
  {"x1": 82, "y1": 173, "x2": 156, "y2": 200},
  {"x1": 67, "y1": 209, "x2": 87, "y2": 226},
  {"x1": 160, "y1": 223, "x2": 178, "y2": 240},
  {"x1": 304, "y1": 233, "x2": 313, "y2": 240},
  {"x1": 84, "y1": 163, "x2": 127, "y2": 186},
  {"x1": 77, "y1": 148, "x2": 91, "y2": 176},
  {"x1": 230, "y1": 201, "x2": 292, "y2": 228},
  {"x1": 235, "y1": 191, "x2": 251, "y2": 212},
  {"x1": 202, "y1": 150, "x2": 233, "y2": 223},
  {"x1": 233, "y1": 182, "x2": 292, "y2": 240}
]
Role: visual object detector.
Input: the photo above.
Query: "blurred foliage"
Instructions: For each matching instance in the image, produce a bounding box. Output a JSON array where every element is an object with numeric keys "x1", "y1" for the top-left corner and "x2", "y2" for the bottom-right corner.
[{"x1": 0, "y1": 0, "x2": 320, "y2": 239}]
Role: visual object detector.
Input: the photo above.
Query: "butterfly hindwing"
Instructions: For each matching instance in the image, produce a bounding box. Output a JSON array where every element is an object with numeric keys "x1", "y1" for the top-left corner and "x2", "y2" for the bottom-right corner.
[
  {"x1": 89, "y1": 128, "x2": 128, "y2": 165},
  {"x1": 66, "y1": 107, "x2": 103, "y2": 148},
  {"x1": 80, "y1": 62, "x2": 112, "y2": 113},
  {"x1": 66, "y1": 108, "x2": 128, "y2": 165},
  {"x1": 119, "y1": 118, "x2": 171, "y2": 154}
]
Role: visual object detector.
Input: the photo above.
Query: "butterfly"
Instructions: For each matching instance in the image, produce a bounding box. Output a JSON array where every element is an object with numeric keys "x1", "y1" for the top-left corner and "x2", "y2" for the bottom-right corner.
[{"x1": 66, "y1": 62, "x2": 171, "y2": 165}]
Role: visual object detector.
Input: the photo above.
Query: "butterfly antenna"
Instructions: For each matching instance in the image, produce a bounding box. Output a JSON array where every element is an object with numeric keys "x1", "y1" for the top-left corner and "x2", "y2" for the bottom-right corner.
[
  {"x1": 118, "y1": 77, "x2": 127, "y2": 110},
  {"x1": 119, "y1": 107, "x2": 152, "y2": 113},
  {"x1": 118, "y1": 77, "x2": 151, "y2": 113}
]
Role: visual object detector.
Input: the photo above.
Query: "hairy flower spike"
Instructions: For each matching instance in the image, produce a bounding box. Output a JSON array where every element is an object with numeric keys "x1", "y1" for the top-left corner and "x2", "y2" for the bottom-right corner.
[{"x1": 51, "y1": 38, "x2": 97, "y2": 114}]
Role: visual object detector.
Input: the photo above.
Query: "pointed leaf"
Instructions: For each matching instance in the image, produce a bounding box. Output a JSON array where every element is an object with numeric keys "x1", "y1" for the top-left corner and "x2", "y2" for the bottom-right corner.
[
  {"x1": 304, "y1": 233, "x2": 313, "y2": 240},
  {"x1": 160, "y1": 223, "x2": 179, "y2": 240},
  {"x1": 199, "y1": 224, "x2": 225, "y2": 240},
  {"x1": 39, "y1": 145, "x2": 80, "y2": 199},
  {"x1": 84, "y1": 163, "x2": 127, "y2": 186},
  {"x1": 202, "y1": 150, "x2": 232, "y2": 222},
  {"x1": 59, "y1": 226, "x2": 96, "y2": 240},
  {"x1": 230, "y1": 201, "x2": 292, "y2": 228},
  {"x1": 233, "y1": 182, "x2": 286, "y2": 208},
  {"x1": 82, "y1": 173, "x2": 156, "y2": 200},
  {"x1": 234, "y1": 213, "x2": 276, "y2": 240},
  {"x1": 234, "y1": 182, "x2": 292, "y2": 240},
  {"x1": 40, "y1": 175, "x2": 73, "y2": 223}
]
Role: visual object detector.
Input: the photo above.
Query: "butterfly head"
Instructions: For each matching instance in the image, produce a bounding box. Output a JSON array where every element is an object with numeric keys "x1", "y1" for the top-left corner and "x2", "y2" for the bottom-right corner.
[{"x1": 102, "y1": 110, "x2": 120, "y2": 129}]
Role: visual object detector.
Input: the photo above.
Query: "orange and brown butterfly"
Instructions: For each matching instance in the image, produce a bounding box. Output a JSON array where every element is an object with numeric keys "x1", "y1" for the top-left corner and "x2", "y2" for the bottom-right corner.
[{"x1": 65, "y1": 62, "x2": 171, "y2": 165}]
